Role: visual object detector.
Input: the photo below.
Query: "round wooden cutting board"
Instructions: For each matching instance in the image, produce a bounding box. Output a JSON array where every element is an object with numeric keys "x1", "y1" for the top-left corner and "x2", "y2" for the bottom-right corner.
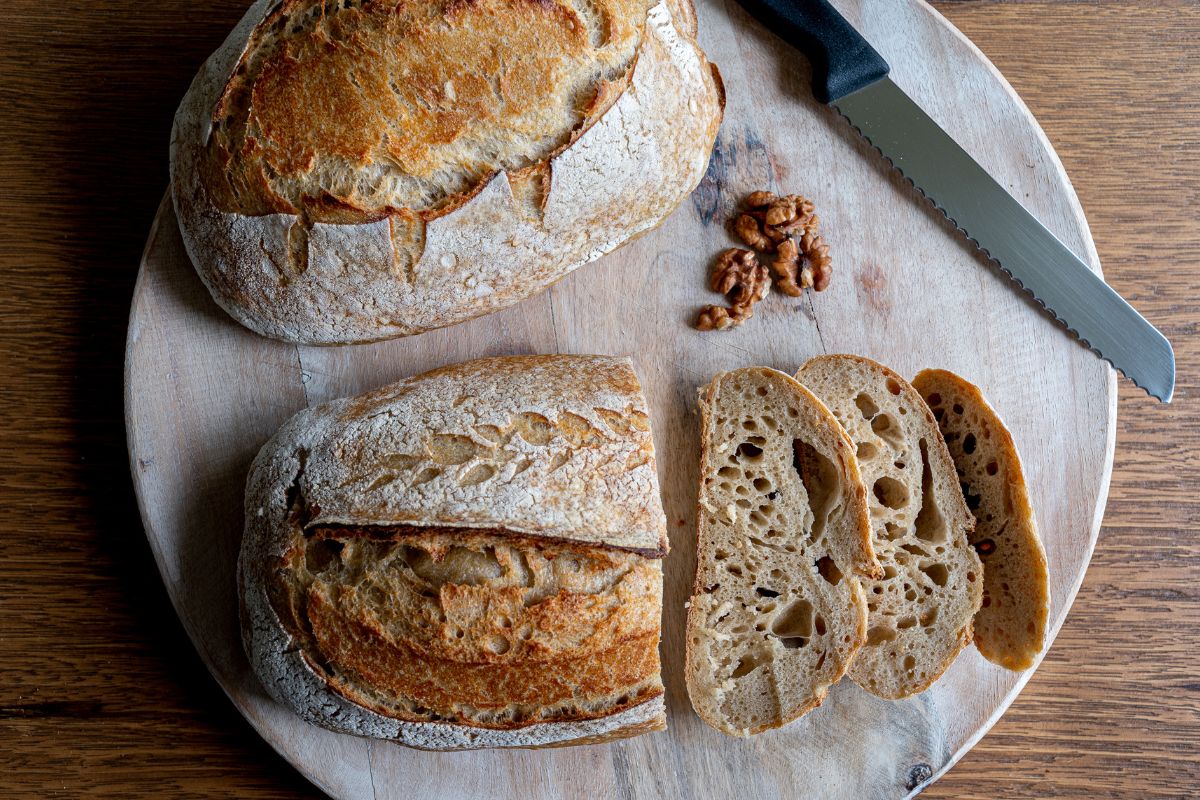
[{"x1": 125, "y1": 0, "x2": 1116, "y2": 796}]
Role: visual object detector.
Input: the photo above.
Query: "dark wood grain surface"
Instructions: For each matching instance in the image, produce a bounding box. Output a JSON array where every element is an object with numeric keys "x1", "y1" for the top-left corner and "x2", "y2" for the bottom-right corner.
[{"x1": 0, "y1": 1, "x2": 1195, "y2": 797}]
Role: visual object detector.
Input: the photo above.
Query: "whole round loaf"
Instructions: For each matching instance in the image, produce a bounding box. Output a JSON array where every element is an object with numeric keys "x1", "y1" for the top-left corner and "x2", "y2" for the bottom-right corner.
[{"x1": 170, "y1": 0, "x2": 724, "y2": 344}]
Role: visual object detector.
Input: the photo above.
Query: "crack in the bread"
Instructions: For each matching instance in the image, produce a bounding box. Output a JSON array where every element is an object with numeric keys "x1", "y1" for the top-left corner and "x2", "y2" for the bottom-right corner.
[
  {"x1": 387, "y1": 214, "x2": 424, "y2": 285},
  {"x1": 284, "y1": 447, "x2": 312, "y2": 525},
  {"x1": 286, "y1": 220, "x2": 310, "y2": 276},
  {"x1": 304, "y1": 522, "x2": 664, "y2": 557}
]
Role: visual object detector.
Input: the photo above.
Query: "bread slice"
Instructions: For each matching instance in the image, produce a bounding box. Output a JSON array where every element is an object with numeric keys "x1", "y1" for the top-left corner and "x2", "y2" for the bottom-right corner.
[
  {"x1": 685, "y1": 367, "x2": 879, "y2": 736},
  {"x1": 171, "y1": 0, "x2": 723, "y2": 344},
  {"x1": 913, "y1": 369, "x2": 1049, "y2": 671},
  {"x1": 239, "y1": 355, "x2": 669, "y2": 749},
  {"x1": 795, "y1": 355, "x2": 982, "y2": 699}
]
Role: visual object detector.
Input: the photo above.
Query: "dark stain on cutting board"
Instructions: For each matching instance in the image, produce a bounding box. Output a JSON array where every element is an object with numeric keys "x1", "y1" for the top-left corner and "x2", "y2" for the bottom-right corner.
[{"x1": 692, "y1": 127, "x2": 780, "y2": 227}]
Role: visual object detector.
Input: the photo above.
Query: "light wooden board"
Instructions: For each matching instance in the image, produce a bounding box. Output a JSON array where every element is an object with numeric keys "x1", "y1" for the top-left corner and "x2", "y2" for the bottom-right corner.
[{"x1": 124, "y1": 0, "x2": 1116, "y2": 796}]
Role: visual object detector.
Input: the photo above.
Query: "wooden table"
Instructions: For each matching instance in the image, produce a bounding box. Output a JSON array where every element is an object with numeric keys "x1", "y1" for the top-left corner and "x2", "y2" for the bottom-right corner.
[{"x1": 0, "y1": 1, "x2": 1195, "y2": 797}]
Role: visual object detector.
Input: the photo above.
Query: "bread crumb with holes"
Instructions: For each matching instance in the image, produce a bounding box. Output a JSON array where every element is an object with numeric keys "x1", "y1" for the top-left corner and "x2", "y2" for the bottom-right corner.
[
  {"x1": 795, "y1": 355, "x2": 983, "y2": 700},
  {"x1": 685, "y1": 367, "x2": 879, "y2": 736}
]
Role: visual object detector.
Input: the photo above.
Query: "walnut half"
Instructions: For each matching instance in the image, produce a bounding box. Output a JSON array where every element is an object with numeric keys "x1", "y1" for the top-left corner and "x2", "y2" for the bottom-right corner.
[
  {"x1": 772, "y1": 229, "x2": 832, "y2": 296},
  {"x1": 696, "y1": 304, "x2": 751, "y2": 331},
  {"x1": 735, "y1": 193, "x2": 819, "y2": 252},
  {"x1": 695, "y1": 249, "x2": 770, "y2": 331},
  {"x1": 734, "y1": 213, "x2": 776, "y2": 252}
]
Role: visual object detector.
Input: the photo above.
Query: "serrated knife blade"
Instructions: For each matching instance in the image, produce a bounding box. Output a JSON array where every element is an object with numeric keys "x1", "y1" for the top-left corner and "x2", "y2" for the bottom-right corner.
[{"x1": 734, "y1": 0, "x2": 1175, "y2": 401}]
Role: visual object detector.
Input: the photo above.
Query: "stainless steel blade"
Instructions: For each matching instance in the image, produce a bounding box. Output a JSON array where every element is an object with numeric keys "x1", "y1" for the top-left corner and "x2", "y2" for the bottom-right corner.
[{"x1": 833, "y1": 78, "x2": 1175, "y2": 402}]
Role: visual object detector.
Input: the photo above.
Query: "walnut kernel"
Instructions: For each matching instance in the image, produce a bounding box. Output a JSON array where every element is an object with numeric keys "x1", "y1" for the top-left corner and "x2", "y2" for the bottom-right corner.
[
  {"x1": 696, "y1": 304, "x2": 751, "y2": 331},
  {"x1": 711, "y1": 248, "x2": 769, "y2": 306},
  {"x1": 744, "y1": 190, "x2": 779, "y2": 209},
  {"x1": 700, "y1": 190, "x2": 834, "y2": 331},
  {"x1": 771, "y1": 238, "x2": 805, "y2": 297},
  {"x1": 734, "y1": 213, "x2": 775, "y2": 252},
  {"x1": 771, "y1": 231, "x2": 832, "y2": 295},
  {"x1": 801, "y1": 231, "x2": 833, "y2": 291},
  {"x1": 695, "y1": 249, "x2": 770, "y2": 331}
]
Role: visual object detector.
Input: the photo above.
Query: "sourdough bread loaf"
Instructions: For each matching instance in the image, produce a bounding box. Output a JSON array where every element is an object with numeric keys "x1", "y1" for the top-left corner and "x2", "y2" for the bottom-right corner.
[
  {"x1": 685, "y1": 367, "x2": 879, "y2": 736},
  {"x1": 795, "y1": 355, "x2": 983, "y2": 699},
  {"x1": 171, "y1": 0, "x2": 724, "y2": 344},
  {"x1": 239, "y1": 355, "x2": 669, "y2": 749},
  {"x1": 913, "y1": 369, "x2": 1049, "y2": 672}
]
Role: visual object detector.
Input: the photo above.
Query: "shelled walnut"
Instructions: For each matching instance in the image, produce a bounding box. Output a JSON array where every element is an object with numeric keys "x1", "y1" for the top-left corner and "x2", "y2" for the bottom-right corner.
[
  {"x1": 696, "y1": 190, "x2": 833, "y2": 332},
  {"x1": 695, "y1": 249, "x2": 769, "y2": 331},
  {"x1": 772, "y1": 230, "x2": 832, "y2": 296},
  {"x1": 735, "y1": 192, "x2": 819, "y2": 252},
  {"x1": 695, "y1": 304, "x2": 751, "y2": 331},
  {"x1": 734, "y1": 212, "x2": 777, "y2": 251}
]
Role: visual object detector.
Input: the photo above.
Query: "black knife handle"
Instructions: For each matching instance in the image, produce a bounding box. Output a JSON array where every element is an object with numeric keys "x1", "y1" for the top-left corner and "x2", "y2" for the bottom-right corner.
[{"x1": 739, "y1": 0, "x2": 890, "y2": 103}]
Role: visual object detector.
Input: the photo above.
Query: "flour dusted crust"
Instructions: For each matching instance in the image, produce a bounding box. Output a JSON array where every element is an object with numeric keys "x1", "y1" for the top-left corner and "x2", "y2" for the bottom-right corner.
[
  {"x1": 239, "y1": 355, "x2": 669, "y2": 748},
  {"x1": 262, "y1": 355, "x2": 667, "y2": 553},
  {"x1": 171, "y1": 0, "x2": 724, "y2": 344}
]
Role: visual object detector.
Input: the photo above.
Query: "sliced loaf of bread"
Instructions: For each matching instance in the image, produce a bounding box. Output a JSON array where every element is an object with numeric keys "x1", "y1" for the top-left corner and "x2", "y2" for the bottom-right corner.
[
  {"x1": 240, "y1": 355, "x2": 669, "y2": 749},
  {"x1": 685, "y1": 367, "x2": 879, "y2": 736},
  {"x1": 795, "y1": 355, "x2": 982, "y2": 699},
  {"x1": 913, "y1": 369, "x2": 1049, "y2": 671}
]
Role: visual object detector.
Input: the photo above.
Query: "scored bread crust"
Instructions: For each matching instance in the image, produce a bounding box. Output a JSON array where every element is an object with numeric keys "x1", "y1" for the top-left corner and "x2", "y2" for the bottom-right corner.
[
  {"x1": 796, "y1": 355, "x2": 983, "y2": 699},
  {"x1": 240, "y1": 355, "x2": 669, "y2": 749},
  {"x1": 254, "y1": 355, "x2": 668, "y2": 555},
  {"x1": 170, "y1": 0, "x2": 724, "y2": 345},
  {"x1": 913, "y1": 369, "x2": 1049, "y2": 672},
  {"x1": 685, "y1": 367, "x2": 879, "y2": 736}
]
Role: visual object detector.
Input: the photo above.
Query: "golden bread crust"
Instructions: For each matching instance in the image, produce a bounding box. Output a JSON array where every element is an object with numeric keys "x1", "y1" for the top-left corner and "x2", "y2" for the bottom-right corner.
[
  {"x1": 240, "y1": 355, "x2": 668, "y2": 748},
  {"x1": 170, "y1": 0, "x2": 724, "y2": 344},
  {"x1": 205, "y1": 0, "x2": 650, "y2": 220},
  {"x1": 913, "y1": 368, "x2": 1049, "y2": 672},
  {"x1": 287, "y1": 531, "x2": 663, "y2": 729}
]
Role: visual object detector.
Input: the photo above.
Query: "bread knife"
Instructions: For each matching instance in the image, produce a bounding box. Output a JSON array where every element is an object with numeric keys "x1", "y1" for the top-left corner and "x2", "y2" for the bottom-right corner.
[{"x1": 735, "y1": 0, "x2": 1175, "y2": 402}]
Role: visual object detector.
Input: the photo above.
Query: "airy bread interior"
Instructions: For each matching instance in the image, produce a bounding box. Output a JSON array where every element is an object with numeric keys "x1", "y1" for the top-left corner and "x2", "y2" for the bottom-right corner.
[
  {"x1": 204, "y1": 0, "x2": 651, "y2": 221},
  {"x1": 270, "y1": 525, "x2": 664, "y2": 729},
  {"x1": 685, "y1": 367, "x2": 876, "y2": 736},
  {"x1": 914, "y1": 369, "x2": 1049, "y2": 672},
  {"x1": 796, "y1": 356, "x2": 982, "y2": 699}
]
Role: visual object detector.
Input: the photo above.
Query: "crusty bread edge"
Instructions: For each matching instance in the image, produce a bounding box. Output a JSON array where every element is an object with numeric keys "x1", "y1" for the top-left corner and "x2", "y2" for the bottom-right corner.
[
  {"x1": 240, "y1": 356, "x2": 669, "y2": 748},
  {"x1": 913, "y1": 368, "x2": 1049, "y2": 672},
  {"x1": 684, "y1": 367, "x2": 875, "y2": 736},
  {"x1": 239, "y1": 553, "x2": 665, "y2": 749},
  {"x1": 293, "y1": 355, "x2": 669, "y2": 555},
  {"x1": 169, "y1": 0, "x2": 725, "y2": 345}
]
